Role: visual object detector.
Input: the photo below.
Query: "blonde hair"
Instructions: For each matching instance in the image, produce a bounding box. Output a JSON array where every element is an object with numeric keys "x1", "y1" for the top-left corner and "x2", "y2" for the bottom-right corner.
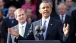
[{"x1": 14, "y1": 8, "x2": 25, "y2": 18}]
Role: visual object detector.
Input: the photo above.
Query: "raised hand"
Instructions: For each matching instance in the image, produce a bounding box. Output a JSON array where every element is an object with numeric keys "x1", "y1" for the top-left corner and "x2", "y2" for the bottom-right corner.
[
  {"x1": 63, "y1": 24, "x2": 70, "y2": 36},
  {"x1": 8, "y1": 28, "x2": 19, "y2": 37}
]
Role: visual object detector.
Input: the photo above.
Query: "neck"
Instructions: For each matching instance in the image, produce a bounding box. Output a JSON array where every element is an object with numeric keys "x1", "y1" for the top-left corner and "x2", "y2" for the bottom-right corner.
[
  {"x1": 10, "y1": 16, "x2": 14, "y2": 18},
  {"x1": 19, "y1": 21, "x2": 26, "y2": 25},
  {"x1": 42, "y1": 16, "x2": 49, "y2": 20}
]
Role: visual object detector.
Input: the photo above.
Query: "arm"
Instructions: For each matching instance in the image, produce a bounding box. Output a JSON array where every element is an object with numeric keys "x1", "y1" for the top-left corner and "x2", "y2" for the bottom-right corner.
[
  {"x1": 2, "y1": 19, "x2": 7, "y2": 39},
  {"x1": 58, "y1": 21, "x2": 63, "y2": 42},
  {"x1": 15, "y1": 24, "x2": 35, "y2": 42}
]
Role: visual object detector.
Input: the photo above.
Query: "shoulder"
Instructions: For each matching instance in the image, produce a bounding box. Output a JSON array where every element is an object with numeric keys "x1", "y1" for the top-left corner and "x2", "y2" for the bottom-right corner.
[
  {"x1": 3, "y1": 18, "x2": 9, "y2": 22},
  {"x1": 52, "y1": 18, "x2": 61, "y2": 23},
  {"x1": 32, "y1": 19, "x2": 41, "y2": 24},
  {"x1": 66, "y1": 15, "x2": 73, "y2": 19},
  {"x1": 27, "y1": 22, "x2": 31, "y2": 27}
]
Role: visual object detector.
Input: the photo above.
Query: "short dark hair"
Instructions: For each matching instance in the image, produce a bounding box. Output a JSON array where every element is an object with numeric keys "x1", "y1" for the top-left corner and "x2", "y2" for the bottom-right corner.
[
  {"x1": 39, "y1": 1, "x2": 52, "y2": 9},
  {"x1": 25, "y1": 0, "x2": 34, "y2": 4},
  {"x1": 8, "y1": 5, "x2": 17, "y2": 9}
]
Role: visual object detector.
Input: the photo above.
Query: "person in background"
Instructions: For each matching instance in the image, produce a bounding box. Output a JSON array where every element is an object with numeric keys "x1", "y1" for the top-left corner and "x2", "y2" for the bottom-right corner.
[
  {"x1": 2, "y1": 6, "x2": 18, "y2": 43},
  {"x1": 64, "y1": 0, "x2": 76, "y2": 16},
  {"x1": 54, "y1": 3, "x2": 75, "y2": 43},
  {"x1": 7, "y1": 8, "x2": 31, "y2": 43},
  {"x1": 0, "y1": 0, "x2": 8, "y2": 18},
  {"x1": 0, "y1": 9, "x2": 4, "y2": 43},
  {"x1": 71, "y1": 9, "x2": 76, "y2": 43},
  {"x1": 25, "y1": 8, "x2": 36, "y2": 24},
  {"x1": 21, "y1": 0, "x2": 37, "y2": 19}
]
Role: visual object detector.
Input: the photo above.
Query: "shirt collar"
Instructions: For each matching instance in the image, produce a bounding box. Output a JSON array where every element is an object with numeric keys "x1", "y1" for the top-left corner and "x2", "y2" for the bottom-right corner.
[
  {"x1": 42, "y1": 16, "x2": 50, "y2": 22},
  {"x1": 19, "y1": 21, "x2": 27, "y2": 27},
  {"x1": 59, "y1": 13, "x2": 66, "y2": 17},
  {"x1": 9, "y1": 16, "x2": 14, "y2": 19}
]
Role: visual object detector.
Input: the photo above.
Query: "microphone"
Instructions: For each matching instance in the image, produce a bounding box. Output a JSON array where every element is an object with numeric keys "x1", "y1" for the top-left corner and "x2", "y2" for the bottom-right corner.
[
  {"x1": 35, "y1": 26, "x2": 40, "y2": 33},
  {"x1": 40, "y1": 26, "x2": 45, "y2": 33},
  {"x1": 35, "y1": 26, "x2": 45, "y2": 40}
]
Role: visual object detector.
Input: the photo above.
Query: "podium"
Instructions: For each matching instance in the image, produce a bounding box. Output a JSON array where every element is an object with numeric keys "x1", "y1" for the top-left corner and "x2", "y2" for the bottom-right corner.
[{"x1": 18, "y1": 40, "x2": 61, "y2": 43}]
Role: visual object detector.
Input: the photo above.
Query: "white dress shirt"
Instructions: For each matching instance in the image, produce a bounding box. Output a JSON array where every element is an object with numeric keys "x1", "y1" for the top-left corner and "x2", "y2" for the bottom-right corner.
[
  {"x1": 42, "y1": 16, "x2": 50, "y2": 40},
  {"x1": 19, "y1": 22, "x2": 27, "y2": 37},
  {"x1": 59, "y1": 14, "x2": 66, "y2": 23}
]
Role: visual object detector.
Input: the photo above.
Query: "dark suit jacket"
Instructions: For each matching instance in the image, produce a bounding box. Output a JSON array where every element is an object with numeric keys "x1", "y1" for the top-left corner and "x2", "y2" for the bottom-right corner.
[
  {"x1": 72, "y1": 9, "x2": 76, "y2": 43},
  {"x1": 1, "y1": 17, "x2": 18, "y2": 42},
  {"x1": 54, "y1": 14, "x2": 75, "y2": 43},
  {"x1": 15, "y1": 18, "x2": 64, "y2": 43},
  {"x1": 7, "y1": 22, "x2": 31, "y2": 43}
]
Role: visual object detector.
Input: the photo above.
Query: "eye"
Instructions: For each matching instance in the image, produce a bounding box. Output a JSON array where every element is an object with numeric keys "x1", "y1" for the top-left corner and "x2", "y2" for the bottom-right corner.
[
  {"x1": 46, "y1": 6, "x2": 50, "y2": 8},
  {"x1": 22, "y1": 14, "x2": 24, "y2": 15},
  {"x1": 42, "y1": 7, "x2": 45, "y2": 9}
]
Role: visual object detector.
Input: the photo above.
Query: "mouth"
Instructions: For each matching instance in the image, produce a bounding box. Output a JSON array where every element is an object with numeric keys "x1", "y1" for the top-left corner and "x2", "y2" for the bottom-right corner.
[{"x1": 44, "y1": 11, "x2": 49, "y2": 14}]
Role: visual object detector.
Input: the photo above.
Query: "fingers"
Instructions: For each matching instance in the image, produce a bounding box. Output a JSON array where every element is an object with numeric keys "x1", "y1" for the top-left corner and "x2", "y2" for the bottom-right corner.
[
  {"x1": 63, "y1": 24, "x2": 66, "y2": 28},
  {"x1": 8, "y1": 28, "x2": 12, "y2": 33},
  {"x1": 67, "y1": 24, "x2": 70, "y2": 30},
  {"x1": 63, "y1": 23, "x2": 70, "y2": 32}
]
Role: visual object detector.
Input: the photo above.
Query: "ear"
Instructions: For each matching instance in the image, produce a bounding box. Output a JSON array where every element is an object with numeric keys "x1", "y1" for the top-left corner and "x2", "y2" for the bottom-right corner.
[
  {"x1": 39, "y1": 9, "x2": 42, "y2": 14},
  {"x1": 15, "y1": 16, "x2": 17, "y2": 21}
]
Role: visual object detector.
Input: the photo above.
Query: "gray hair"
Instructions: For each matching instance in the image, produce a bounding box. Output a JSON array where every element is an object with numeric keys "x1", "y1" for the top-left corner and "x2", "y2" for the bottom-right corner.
[{"x1": 58, "y1": 3, "x2": 67, "y2": 9}]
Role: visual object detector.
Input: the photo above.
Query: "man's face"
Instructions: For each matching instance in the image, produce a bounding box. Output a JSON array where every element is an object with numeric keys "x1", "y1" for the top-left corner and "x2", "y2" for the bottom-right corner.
[
  {"x1": 8, "y1": 7, "x2": 16, "y2": 17},
  {"x1": 16, "y1": 11, "x2": 27, "y2": 23},
  {"x1": 65, "y1": 0, "x2": 72, "y2": 7},
  {"x1": 0, "y1": 0, "x2": 4, "y2": 7},
  {"x1": 39, "y1": 3, "x2": 52, "y2": 18},
  {"x1": 26, "y1": 9, "x2": 33, "y2": 18},
  {"x1": 58, "y1": 5, "x2": 66, "y2": 15}
]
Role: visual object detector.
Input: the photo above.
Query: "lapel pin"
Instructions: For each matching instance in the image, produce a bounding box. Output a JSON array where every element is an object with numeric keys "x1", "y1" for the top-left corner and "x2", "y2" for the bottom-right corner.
[{"x1": 51, "y1": 24, "x2": 52, "y2": 25}]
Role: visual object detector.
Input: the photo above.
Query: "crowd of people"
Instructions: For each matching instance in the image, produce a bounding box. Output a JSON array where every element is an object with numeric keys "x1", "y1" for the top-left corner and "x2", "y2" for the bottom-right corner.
[{"x1": 0, "y1": 0, "x2": 76, "y2": 43}]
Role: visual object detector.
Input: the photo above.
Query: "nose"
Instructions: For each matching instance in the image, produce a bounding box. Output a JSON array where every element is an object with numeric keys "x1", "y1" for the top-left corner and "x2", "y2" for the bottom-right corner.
[{"x1": 44, "y1": 8, "x2": 48, "y2": 11}]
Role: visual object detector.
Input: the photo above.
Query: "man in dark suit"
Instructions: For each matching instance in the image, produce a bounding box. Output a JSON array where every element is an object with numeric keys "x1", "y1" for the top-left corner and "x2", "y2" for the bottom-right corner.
[
  {"x1": 72, "y1": 9, "x2": 76, "y2": 43},
  {"x1": 7, "y1": 8, "x2": 31, "y2": 43},
  {"x1": 36, "y1": 0, "x2": 57, "y2": 20},
  {"x1": 8, "y1": 1, "x2": 69, "y2": 43},
  {"x1": 54, "y1": 3, "x2": 75, "y2": 43},
  {"x1": 2, "y1": 6, "x2": 18, "y2": 43}
]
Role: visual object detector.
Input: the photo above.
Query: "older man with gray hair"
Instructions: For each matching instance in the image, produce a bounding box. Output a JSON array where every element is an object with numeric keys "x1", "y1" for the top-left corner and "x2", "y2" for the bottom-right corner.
[{"x1": 54, "y1": 3, "x2": 75, "y2": 43}]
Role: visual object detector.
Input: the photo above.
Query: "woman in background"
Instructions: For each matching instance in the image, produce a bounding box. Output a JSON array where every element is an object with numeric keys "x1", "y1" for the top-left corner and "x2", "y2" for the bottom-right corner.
[
  {"x1": 21, "y1": 0, "x2": 37, "y2": 19},
  {"x1": 25, "y1": 8, "x2": 36, "y2": 24}
]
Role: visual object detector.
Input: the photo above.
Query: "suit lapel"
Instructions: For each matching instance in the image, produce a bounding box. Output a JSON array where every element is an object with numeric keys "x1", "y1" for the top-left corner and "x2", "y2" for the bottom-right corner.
[
  {"x1": 24, "y1": 23, "x2": 30, "y2": 37},
  {"x1": 46, "y1": 18, "x2": 54, "y2": 39},
  {"x1": 7, "y1": 18, "x2": 12, "y2": 27}
]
